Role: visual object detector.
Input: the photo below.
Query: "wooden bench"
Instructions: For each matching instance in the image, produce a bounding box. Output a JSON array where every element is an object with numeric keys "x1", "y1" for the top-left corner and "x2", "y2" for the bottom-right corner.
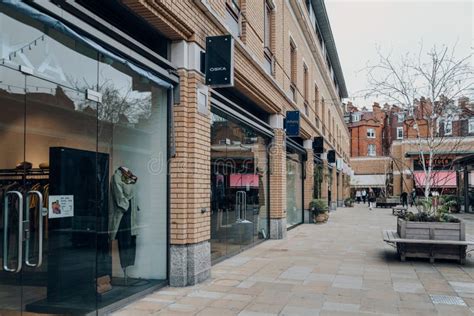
[
  {"x1": 392, "y1": 206, "x2": 407, "y2": 216},
  {"x1": 382, "y1": 230, "x2": 474, "y2": 264}
]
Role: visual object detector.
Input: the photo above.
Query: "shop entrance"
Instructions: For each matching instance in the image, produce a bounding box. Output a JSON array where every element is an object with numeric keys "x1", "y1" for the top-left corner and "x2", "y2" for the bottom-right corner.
[
  {"x1": 0, "y1": 4, "x2": 170, "y2": 313},
  {"x1": 0, "y1": 63, "x2": 102, "y2": 315}
]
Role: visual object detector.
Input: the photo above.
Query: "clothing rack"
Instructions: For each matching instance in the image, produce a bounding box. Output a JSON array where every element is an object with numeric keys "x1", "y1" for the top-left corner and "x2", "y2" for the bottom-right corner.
[{"x1": 0, "y1": 168, "x2": 49, "y2": 180}]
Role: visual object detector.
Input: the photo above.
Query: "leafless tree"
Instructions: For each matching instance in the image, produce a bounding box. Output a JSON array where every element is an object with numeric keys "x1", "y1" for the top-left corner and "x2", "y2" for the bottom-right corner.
[{"x1": 363, "y1": 44, "x2": 473, "y2": 199}]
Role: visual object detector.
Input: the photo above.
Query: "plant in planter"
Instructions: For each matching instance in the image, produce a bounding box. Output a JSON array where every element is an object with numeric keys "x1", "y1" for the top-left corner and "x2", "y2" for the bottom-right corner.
[
  {"x1": 439, "y1": 195, "x2": 458, "y2": 213},
  {"x1": 396, "y1": 197, "x2": 465, "y2": 263},
  {"x1": 309, "y1": 199, "x2": 329, "y2": 223},
  {"x1": 344, "y1": 197, "x2": 354, "y2": 207}
]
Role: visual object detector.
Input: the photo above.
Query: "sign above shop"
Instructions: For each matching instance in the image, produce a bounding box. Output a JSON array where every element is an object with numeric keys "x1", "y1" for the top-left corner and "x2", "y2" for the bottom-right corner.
[
  {"x1": 414, "y1": 157, "x2": 453, "y2": 171},
  {"x1": 313, "y1": 137, "x2": 324, "y2": 154},
  {"x1": 205, "y1": 35, "x2": 234, "y2": 87},
  {"x1": 285, "y1": 111, "x2": 300, "y2": 137},
  {"x1": 327, "y1": 150, "x2": 336, "y2": 164}
]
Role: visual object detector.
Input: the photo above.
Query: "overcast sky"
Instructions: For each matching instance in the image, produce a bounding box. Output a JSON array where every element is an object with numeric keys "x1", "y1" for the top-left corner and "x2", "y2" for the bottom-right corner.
[{"x1": 325, "y1": 0, "x2": 473, "y2": 108}]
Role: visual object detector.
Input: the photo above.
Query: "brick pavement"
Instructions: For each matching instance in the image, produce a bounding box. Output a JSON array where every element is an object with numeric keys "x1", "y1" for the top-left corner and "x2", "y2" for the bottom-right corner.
[{"x1": 113, "y1": 204, "x2": 474, "y2": 315}]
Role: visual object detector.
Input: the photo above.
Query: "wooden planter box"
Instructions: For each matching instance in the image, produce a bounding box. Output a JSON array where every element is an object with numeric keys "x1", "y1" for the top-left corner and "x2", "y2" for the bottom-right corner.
[{"x1": 396, "y1": 218, "x2": 466, "y2": 263}]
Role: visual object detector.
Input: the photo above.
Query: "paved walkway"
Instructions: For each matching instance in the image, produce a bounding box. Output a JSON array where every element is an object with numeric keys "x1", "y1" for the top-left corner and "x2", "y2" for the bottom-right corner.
[{"x1": 113, "y1": 205, "x2": 474, "y2": 315}]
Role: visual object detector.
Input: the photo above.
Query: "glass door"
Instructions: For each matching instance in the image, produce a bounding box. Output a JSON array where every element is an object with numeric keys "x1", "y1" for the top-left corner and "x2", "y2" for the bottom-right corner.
[
  {"x1": 0, "y1": 63, "x2": 26, "y2": 316},
  {"x1": 22, "y1": 74, "x2": 100, "y2": 315}
]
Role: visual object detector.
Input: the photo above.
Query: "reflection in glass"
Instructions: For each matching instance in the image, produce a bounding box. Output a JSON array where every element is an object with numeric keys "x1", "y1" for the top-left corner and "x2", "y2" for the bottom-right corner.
[
  {"x1": 0, "y1": 8, "x2": 169, "y2": 314},
  {"x1": 98, "y1": 54, "x2": 168, "y2": 304},
  {"x1": 286, "y1": 154, "x2": 303, "y2": 227},
  {"x1": 210, "y1": 111, "x2": 269, "y2": 262}
]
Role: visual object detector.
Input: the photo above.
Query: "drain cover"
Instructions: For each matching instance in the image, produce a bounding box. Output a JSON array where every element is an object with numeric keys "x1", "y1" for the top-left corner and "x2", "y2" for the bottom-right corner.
[{"x1": 430, "y1": 295, "x2": 467, "y2": 306}]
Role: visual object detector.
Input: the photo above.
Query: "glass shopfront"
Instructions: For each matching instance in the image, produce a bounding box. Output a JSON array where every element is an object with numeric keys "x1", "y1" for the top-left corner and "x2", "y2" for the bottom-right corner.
[
  {"x1": 286, "y1": 151, "x2": 304, "y2": 228},
  {"x1": 0, "y1": 4, "x2": 169, "y2": 315},
  {"x1": 210, "y1": 108, "x2": 270, "y2": 263}
]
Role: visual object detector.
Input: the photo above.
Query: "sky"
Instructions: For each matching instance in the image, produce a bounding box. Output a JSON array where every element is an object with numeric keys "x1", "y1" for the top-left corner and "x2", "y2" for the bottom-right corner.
[{"x1": 325, "y1": 0, "x2": 473, "y2": 108}]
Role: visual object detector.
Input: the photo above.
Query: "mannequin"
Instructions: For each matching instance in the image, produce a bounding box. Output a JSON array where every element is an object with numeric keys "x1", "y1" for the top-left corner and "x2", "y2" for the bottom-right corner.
[{"x1": 109, "y1": 166, "x2": 139, "y2": 283}]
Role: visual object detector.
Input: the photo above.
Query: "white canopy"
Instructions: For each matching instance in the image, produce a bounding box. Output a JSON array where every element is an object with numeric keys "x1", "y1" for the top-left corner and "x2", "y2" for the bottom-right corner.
[{"x1": 350, "y1": 174, "x2": 386, "y2": 188}]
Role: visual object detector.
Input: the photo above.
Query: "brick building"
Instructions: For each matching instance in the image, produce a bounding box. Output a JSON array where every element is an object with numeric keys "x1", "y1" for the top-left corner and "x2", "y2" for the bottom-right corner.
[
  {"x1": 347, "y1": 97, "x2": 474, "y2": 198},
  {"x1": 0, "y1": 0, "x2": 350, "y2": 313}
]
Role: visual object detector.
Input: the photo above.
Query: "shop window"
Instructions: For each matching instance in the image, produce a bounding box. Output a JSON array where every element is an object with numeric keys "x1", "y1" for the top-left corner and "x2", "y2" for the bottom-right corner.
[
  {"x1": 0, "y1": 8, "x2": 169, "y2": 314},
  {"x1": 367, "y1": 128, "x2": 375, "y2": 138},
  {"x1": 397, "y1": 127, "x2": 404, "y2": 139},
  {"x1": 286, "y1": 153, "x2": 303, "y2": 227},
  {"x1": 210, "y1": 109, "x2": 270, "y2": 263},
  {"x1": 368, "y1": 144, "x2": 376, "y2": 156}
]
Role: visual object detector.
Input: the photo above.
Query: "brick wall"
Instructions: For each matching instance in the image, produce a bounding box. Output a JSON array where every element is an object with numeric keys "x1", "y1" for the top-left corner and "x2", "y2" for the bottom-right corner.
[
  {"x1": 269, "y1": 128, "x2": 287, "y2": 219},
  {"x1": 123, "y1": 0, "x2": 351, "y2": 246}
]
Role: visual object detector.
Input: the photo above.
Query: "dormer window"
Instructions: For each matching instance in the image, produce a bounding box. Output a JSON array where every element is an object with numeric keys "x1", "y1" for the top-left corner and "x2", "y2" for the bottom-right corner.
[{"x1": 352, "y1": 113, "x2": 361, "y2": 122}]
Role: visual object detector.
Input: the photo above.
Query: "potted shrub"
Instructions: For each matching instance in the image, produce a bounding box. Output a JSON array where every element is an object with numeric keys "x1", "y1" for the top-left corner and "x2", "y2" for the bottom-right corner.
[
  {"x1": 309, "y1": 199, "x2": 329, "y2": 223},
  {"x1": 344, "y1": 197, "x2": 354, "y2": 207}
]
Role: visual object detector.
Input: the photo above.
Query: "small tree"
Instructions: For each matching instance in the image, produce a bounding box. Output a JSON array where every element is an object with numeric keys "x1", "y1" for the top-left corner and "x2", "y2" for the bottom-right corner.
[{"x1": 364, "y1": 44, "x2": 473, "y2": 199}]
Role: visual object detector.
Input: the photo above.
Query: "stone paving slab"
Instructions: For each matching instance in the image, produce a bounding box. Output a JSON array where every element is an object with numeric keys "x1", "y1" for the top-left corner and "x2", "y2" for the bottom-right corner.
[{"x1": 112, "y1": 205, "x2": 474, "y2": 315}]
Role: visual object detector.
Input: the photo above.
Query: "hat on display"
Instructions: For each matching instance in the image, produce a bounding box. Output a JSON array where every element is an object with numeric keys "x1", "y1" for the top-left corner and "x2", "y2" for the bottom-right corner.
[{"x1": 16, "y1": 161, "x2": 33, "y2": 170}]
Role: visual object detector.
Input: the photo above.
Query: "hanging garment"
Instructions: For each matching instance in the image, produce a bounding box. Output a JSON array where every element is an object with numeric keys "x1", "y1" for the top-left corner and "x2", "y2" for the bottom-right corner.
[
  {"x1": 109, "y1": 169, "x2": 138, "y2": 240},
  {"x1": 116, "y1": 204, "x2": 136, "y2": 269}
]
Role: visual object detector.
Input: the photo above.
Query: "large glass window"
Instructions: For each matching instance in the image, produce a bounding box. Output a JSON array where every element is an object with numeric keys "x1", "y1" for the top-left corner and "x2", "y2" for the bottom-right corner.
[
  {"x1": 0, "y1": 6, "x2": 168, "y2": 315},
  {"x1": 210, "y1": 109, "x2": 270, "y2": 262},
  {"x1": 286, "y1": 153, "x2": 303, "y2": 228}
]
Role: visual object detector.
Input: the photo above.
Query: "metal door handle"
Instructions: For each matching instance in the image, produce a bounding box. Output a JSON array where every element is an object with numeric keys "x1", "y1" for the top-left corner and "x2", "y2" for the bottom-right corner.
[
  {"x1": 25, "y1": 191, "x2": 44, "y2": 268},
  {"x1": 3, "y1": 191, "x2": 23, "y2": 273}
]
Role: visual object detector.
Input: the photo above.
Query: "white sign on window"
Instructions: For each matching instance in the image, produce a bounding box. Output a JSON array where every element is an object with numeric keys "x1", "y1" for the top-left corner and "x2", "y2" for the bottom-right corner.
[{"x1": 48, "y1": 195, "x2": 74, "y2": 218}]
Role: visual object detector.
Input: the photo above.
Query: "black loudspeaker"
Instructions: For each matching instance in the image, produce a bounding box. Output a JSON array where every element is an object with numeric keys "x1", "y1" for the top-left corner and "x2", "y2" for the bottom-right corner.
[
  {"x1": 327, "y1": 150, "x2": 336, "y2": 163},
  {"x1": 313, "y1": 137, "x2": 324, "y2": 154}
]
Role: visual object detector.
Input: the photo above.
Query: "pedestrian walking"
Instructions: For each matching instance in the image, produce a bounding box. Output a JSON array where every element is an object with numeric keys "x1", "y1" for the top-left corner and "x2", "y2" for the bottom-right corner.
[
  {"x1": 362, "y1": 189, "x2": 367, "y2": 204},
  {"x1": 410, "y1": 188, "x2": 416, "y2": 207},
  {"x1": 355, "y1": 190, "x2": 361, "y2": 203},
  {"x1": 368, "y1": 188, "x2": 375, "y2": 210},
  {"x1": 400, "y1": 191, "x2": 408, "y2": 208}
]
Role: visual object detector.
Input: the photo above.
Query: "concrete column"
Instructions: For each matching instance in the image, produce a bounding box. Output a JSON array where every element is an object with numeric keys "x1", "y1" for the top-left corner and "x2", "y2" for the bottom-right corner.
[
  {"x1": 303, "y1": 140, "x2": 314, "y2": 223},
  {"x1": 269, "y1": 114, "x2": 287, "y2": 239}
]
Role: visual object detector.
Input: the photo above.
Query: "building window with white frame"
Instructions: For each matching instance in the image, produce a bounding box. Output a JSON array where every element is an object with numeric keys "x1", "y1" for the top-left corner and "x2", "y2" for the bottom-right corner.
[
  {"x1": 263, "y1": 0, "x2": 274, "y2": 75},
  {"x1": 225, "y1": 0, "x2": 241, "y2": 37},
  {"x1": 468, "y1": 118, "x2": 474, "y2": 134},
  {"x1": 397, "y1": 112, "x2": 405, "y2": 123},
  {"x1": 368, "y1": 144, "x2": 376, "y2": 157},
  {"x1": 289, "y1": 38, "x2": 297, "y2": 102},
  {"x1": 445, "y1": 119, "x2": 453, "y2": 135},
  {"x1": 352, "y1": 113, "x2": 361, "y2": 122},
  {"x1": 367, "y1": 128, "x2": 375, "y2": 138},
  {"x1": 397, "y1": 127, "x2": 403, "y2": 139}
]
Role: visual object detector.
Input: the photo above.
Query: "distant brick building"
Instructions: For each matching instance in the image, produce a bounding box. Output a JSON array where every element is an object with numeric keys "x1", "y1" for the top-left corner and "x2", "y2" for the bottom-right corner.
[
  {"x1": 346, "y1": 102, "x2": 385, "y2": 157},
  {"x1": 347, "y1": 97, "x2": 474, "y2": 197}
]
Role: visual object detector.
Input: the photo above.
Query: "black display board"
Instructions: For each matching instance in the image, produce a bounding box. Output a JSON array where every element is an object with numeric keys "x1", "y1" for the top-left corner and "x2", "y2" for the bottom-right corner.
[
  {"x1": 47, "y1": 147, "x2": 110, "y2": 307},
  {"x1": 327, "y1": 150, "x2": 336, "y2": 163},
  {"x1": 205, "y1": 35, "x2": 234, "y2": 87}
]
